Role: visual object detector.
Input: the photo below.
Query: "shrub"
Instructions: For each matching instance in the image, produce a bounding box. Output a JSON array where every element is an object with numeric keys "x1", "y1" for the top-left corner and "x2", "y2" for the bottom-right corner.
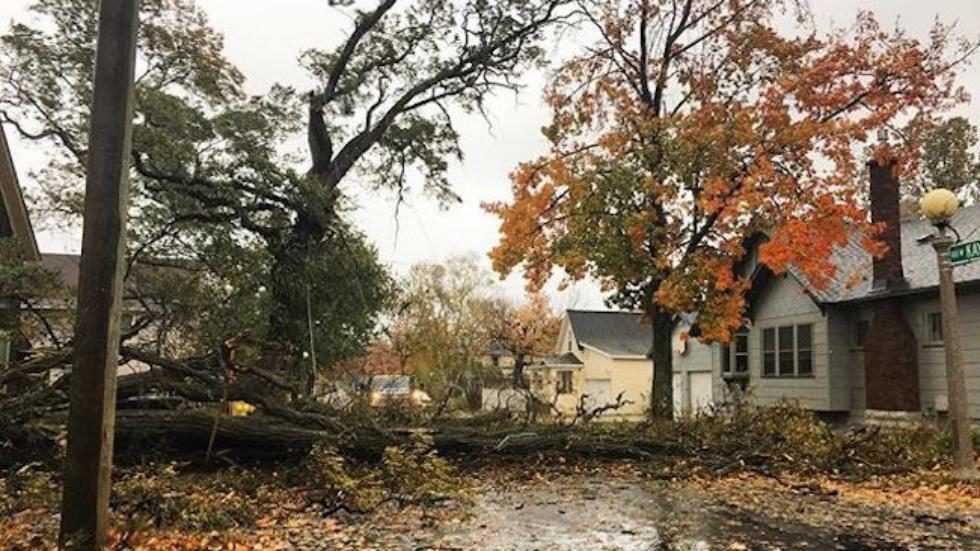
[
  {"x1": 0, "y1": 467, "x2": 59, "y2": 515},
  {"x1": 112, "y1": 464, "x2": 258, "y2": 531},
  {"x1": 658, "y1": 401, "x2": 946, "y2": 478},
  {"x1": 298, "y1": 441, "x2": 461, "y2": 513}
]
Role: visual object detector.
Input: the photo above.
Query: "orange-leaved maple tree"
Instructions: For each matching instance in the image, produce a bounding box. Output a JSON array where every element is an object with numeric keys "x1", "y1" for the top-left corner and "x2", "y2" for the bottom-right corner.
[
  {"x1": 487, "y1": 0, "x2": 975, "y2": 418},
  {"x1": 484, "y1": 293, "x2": 563, "y2": 387}
]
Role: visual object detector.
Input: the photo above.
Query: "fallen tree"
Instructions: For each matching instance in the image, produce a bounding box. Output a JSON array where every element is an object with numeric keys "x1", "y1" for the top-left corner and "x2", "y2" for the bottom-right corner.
[{"x1": 0, "y1": 343, "x2": 953, "y2": 482}]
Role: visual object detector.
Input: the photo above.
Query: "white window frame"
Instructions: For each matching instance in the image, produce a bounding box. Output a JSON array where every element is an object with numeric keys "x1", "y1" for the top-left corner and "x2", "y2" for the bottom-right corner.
[
  {"x1": 761, "y1": 324, "x2": 814, "y2": 378},
  {"x1": 721, "y1": 329, "x2": 750, "y2": 378}
]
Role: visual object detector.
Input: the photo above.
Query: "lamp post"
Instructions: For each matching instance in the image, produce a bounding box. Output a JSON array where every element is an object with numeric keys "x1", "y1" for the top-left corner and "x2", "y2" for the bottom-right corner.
[{"x1": 921, "y1": 188, "x2": 978, "y2": 480}]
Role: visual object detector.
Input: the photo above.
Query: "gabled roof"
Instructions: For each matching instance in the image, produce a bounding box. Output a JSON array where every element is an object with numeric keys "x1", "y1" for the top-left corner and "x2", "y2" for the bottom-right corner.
[
  {"x1": 566, "y1": 309, "x2": 650, "y2": 357},
  {"x1": 0, "y1": 125, "x2": 40, "y2": 260},
  {"x1": 794, "y1": 204, "x2": 980, "y2": 304}
]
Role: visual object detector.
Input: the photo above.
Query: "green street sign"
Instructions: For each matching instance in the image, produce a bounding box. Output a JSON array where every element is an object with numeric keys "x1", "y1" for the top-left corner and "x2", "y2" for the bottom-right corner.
[{"x1": 950, "y1": 240, "x2": 980, "y2": 266}]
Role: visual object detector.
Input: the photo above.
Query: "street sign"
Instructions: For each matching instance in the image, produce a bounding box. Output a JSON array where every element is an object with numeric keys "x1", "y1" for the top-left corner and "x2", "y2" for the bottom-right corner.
[{"x1": 950, "y1": 240, "x2": 980, "y2": 266}]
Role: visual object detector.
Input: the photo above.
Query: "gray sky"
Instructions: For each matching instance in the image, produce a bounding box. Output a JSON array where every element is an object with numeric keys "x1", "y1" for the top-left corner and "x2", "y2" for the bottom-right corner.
[{"x1": 5, "y1": 0, "x2": 980, "y2": 309}]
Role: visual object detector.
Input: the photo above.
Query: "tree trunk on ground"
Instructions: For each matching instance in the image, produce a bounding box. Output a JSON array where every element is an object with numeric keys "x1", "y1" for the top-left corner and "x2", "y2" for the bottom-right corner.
[
  {"x1": 109, "y1": 409, "x2": 681, "y2": 461},
  {"x1": 649, "y1": 306, "x2": 674, "y2": 420},
  {"x1": 112, "y1": 410, "x2": 328, "y2": 456}
]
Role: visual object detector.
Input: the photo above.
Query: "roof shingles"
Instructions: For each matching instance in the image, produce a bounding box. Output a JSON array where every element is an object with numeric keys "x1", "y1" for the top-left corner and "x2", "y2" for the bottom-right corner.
[
  {"x1": 567, "y1": 309, "x2": 651, "y2": 357},
  {"x1": 798, "y1": 204, "x2": 980, "y2": 304}
]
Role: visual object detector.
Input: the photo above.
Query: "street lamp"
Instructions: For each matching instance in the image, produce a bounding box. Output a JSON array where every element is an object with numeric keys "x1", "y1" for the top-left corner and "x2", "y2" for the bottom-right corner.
[{"x1": 920, "y1": 188, "x2": 978, "y2": 480}]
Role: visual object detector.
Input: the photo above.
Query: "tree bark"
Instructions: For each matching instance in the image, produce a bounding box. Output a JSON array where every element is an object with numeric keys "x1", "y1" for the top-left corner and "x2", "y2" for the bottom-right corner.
[
  {"x1": 109, "y1": 409, "x2": 681, "y2": 462},
  {"x1": 263, "y1": 98, "x2": 336, "y2": 379},
  {"x1": 648, "y1": 305, "x2": 675, "y2": 420},
  {"x1": 512, "y1": 354, "x2": 527, "y2": 388},
  {"x1": 113, "y1": 410, "x2": 327, "y2": 454}
]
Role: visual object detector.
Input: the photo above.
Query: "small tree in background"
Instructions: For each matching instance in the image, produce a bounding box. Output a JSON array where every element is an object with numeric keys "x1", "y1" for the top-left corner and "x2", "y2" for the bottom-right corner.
[
  {"x1": 483, "y1": 293, "x2": 561, "y2": 388},
  {"x1": 392, "y1": 255, "x2": 495, "y2": 412},
  {"x1": 488, "y1": 0, "x2": 976, "y2": 418},
  {"x1": 906, "y1": 116, "x2": 980, "y2": 203}
]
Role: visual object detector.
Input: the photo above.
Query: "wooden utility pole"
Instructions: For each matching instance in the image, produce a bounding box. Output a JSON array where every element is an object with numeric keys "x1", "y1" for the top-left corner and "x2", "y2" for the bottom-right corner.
[
  {"x1": 931, "y1": 232, "x2": 979, "y2": 480},
  {"x1": 58, "y1": 0, "x2": 139, "y2": 547}
]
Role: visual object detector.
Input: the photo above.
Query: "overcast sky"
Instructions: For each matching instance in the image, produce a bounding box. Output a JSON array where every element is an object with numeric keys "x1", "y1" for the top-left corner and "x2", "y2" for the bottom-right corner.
[{"x1": 4, "y1": 0, "x2": 980, "y2": 309}]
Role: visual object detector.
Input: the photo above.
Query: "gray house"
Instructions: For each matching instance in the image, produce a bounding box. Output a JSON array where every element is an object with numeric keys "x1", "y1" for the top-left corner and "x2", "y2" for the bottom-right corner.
[
  {"x1": 0, "y1": 125, "x2": 40, "y2": 261},
  {"x1": 1, "y1": 124, "x2": 42, "y2": 367},
  {"x1": 674, "y1": 161, "x2": 980, "y2": 421}
]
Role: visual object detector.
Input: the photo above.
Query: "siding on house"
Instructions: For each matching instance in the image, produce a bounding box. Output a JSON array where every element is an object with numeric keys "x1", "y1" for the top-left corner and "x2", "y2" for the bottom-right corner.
[
  {"x1": 678, "y1": 277, "x2": 980, "y2": 419},
  {"x1": 671, "y1": 324, "x2": 719, "y2": 415},
  {"x1": 667, "y1": 204, "x2": 980, "y2": 419},
  {"x1": 828, "y1": 293, "x2": 980, "y2": 419},
  {"x1": 526, "y1": 366, "x2": 585, "y2": 415},
  {"x1": 579, "y1": 347, "x2": 651, "y2": 419},
  {"x1": 672, "y1": 326, "x2": 715, "y2": 374},
  {"x1": 905, "y1": 293, "x2": 980, "y2": 418},
  {"x1": 746, "y1": 275, "x2": 834, "y2": 410}
]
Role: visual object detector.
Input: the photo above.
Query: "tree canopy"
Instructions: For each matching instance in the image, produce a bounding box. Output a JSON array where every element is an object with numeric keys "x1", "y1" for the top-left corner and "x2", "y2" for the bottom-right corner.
[
  {"x1": 0, "y1": 0, "x2": 393, "y2": 377},
  {"x1": 907, "y1": 116, "x2": 980, "y2": 203},
  {"x1": 488, "y1": 0, "x2": 976, "y2": 417}
]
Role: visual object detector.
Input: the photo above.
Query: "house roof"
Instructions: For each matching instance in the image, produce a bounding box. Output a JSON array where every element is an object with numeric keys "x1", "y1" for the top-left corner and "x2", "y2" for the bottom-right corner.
[
  {"x1": 795, "y1": 204, "x2": 980, "y2": 304},
  {"x1": 566, "y1": 309, "x2": 650, "y2": 357},
  {"x1": 41, "y1": 253, "x2": 81, "y2": 289},
  {"x1": 0, "y1": 125, "x2": 40, "y2": 261}
]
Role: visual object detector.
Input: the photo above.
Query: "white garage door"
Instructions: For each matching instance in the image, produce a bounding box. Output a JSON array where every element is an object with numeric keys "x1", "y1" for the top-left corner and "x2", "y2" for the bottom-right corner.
[
  {"x1": 689, "y1": 372, "x2": 713, "y2": 414},
  {"x1": 584, "y1": 378, "x2": 613, "y2": 407}
]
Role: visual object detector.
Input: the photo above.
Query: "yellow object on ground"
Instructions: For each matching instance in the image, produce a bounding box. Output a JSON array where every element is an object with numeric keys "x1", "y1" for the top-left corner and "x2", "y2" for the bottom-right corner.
[{"x1": 229, "y1": 401, "x2": 256, "y2": 417}]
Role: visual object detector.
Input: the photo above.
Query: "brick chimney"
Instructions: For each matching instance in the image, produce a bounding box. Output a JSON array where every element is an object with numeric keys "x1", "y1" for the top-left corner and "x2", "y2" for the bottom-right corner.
[
  {"x1": 869, "y1": 159, "x2": 905, "y2": 291},
  {"x1": 864, "y1": 158, "x2": 919, "y2": 412}
]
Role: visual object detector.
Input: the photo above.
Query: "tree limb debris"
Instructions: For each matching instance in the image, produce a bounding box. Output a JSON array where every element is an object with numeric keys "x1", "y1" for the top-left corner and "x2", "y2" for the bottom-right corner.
[{"x1": 1, "y1": 348, "x2": 949, "y2": 482}]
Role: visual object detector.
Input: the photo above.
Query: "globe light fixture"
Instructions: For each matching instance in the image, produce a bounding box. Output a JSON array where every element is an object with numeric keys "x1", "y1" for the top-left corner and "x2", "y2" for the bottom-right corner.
[{"x1": 920, "y1": 188, "x2": 960, "y2": 225}]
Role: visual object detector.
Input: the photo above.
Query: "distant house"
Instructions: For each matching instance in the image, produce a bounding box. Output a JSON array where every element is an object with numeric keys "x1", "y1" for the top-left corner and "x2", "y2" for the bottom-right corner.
[
  {"x1": 0, "y1": 124, "x2": 173, "y2": 372},
  {"x1": 1, "y1": 124, "x2": 42, "y2": 367},
  {"x1": 674, "y1": 162, "x2": 980, "y2": 421},
  {"x1": 0, "y1": 125, "x2": 40, "y2": 262},
  {"x1": 527, "y1": 309, "x2": 653, "y2": 421}
]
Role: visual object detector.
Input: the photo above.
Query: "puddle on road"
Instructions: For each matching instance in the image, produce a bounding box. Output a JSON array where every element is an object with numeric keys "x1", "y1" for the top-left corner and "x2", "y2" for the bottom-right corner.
[
  {"x1": 435, "y1": 477, "x2": 739, "y2": 550},
  {"x1": 429, "y1": 474, "x2": 900, "y2": 550}
]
